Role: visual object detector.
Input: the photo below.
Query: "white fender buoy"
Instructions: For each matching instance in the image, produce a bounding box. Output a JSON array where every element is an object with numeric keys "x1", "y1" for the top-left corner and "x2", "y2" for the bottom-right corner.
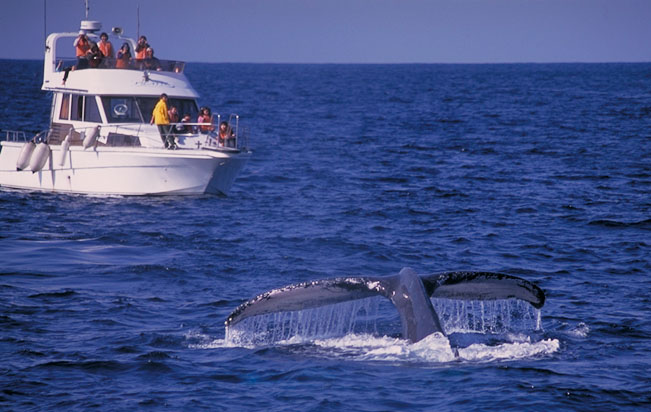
[
  {"x1": 82, "y1": 126, "x2": 100, "y2": 149},
  {"x1": 29, "y1": 142, "x2": 50, "y2": 173},
  {"x1": 16, "y1": 141, "x2": 36, "y2": 171},
  {"x1": 58, "y1": 129, "x2": 73, "y2": 166}
]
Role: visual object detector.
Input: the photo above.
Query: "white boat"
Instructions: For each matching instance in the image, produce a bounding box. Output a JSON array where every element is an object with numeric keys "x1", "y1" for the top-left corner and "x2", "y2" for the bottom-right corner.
[{"x1": 0, "y1": 18, "x2": 251, "y2": 196}]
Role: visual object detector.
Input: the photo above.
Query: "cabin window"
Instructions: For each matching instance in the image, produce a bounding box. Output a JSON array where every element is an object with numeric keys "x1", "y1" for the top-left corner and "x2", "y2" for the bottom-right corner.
[
  {"x1": 169, "y1": 98, "x2": 199, "y2": 120},
  {"x1": 135, "y1": 97, "x2": 198, "y2": 122},
  {"x1": 84, "y1": 96, "x2": 102, "y2": 123},
  {"x1": 71, "y1": 95, "x2": 83, "y2": 121},
  {"x1": 135, "y1": 97, "x2": 158, "y2": 123},
  {"x1": 101, "y1": 96, "x2": 142, "y2": 123},
  {"x1": 59, "y1": 93, "x2": 71, "y2": 120},
  {"x1": 98, "y1": 96, "x2": 198, "y2": 123}
]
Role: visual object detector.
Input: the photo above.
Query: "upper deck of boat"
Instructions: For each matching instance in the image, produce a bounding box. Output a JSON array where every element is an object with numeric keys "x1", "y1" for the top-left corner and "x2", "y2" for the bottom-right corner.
[{"x1": 43, "y1": 24, "x2": 199, "y2": 98}]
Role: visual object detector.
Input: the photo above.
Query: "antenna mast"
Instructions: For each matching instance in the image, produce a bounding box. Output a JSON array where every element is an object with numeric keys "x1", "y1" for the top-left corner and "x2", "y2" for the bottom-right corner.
[
  {"x1": 85, "y1": 0, "x2": 90, "y2": 19},
  {"x1": 137, "y1": 4, "x2": 140, "y2": 39},
  {"x1": 43, "y1": 0, "x2": 47, "y2": 48}
]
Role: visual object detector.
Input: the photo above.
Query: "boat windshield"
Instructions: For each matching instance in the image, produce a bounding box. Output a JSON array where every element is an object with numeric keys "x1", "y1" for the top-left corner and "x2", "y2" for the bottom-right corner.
[{"x1": 101, "y1": 96, "x2": 198, "y2": 123}]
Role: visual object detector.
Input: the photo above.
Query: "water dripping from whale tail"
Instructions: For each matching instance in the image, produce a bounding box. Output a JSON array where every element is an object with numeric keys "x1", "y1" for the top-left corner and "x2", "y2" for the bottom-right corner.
[{"x1": 225, "y1": 267, "x2": 545, "y2": 343}]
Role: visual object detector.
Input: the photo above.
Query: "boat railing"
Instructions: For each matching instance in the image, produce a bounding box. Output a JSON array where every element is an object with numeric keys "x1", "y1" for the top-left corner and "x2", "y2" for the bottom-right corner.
[
  {"x1": 205, "y1": 114, "x2": 243, "y2": 150},
  {"x1": 0, "y1": 129, "x2": 51, "y2": 143},
  {"x1": 56, "y1": 57, "x2": 185, "y2": 74},
  {"x1": 103, "y1": 124, "x2": 144, "y2": 135},
  {"x1": 1, "y1": 130, "x2": 29, "y2": 142}
]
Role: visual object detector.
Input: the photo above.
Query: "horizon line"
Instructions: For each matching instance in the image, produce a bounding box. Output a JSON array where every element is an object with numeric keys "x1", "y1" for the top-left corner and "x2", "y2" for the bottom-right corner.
[{"x1": 1, "y1": 57, "x2": 650, "y2": 65}]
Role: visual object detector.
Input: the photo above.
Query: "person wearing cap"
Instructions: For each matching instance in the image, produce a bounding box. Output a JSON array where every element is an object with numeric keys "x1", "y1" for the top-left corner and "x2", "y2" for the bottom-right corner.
[
  {"x1": 142, "y1": 47, "x2": 162, "y2": 71},
  {"x1": 73, "y1": 31, "x2": 90, "y2": 69}
]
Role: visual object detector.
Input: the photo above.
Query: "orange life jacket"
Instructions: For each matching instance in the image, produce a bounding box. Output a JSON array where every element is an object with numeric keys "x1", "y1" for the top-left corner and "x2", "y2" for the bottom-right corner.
[
  {"x1": 199, "y1": 115, "x2": 214, "y2": 132},
  {"x1": 135, "y1": 43, "x2": 148, "y2": 60},
  {"x1": 116, "y1": 53, "x2": 130, "y2": 69},
  {"x1": 75, "y1": 37, "x2": 90, "y2": 57},
  {"x1": 99, "y1": 41, "x2": 114, "y2": 59}
]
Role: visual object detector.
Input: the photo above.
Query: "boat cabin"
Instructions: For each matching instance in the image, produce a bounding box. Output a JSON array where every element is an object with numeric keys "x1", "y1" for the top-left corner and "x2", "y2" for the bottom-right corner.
[{"x1": 48, "y1": 92, "x2": 199, "y2": 147}]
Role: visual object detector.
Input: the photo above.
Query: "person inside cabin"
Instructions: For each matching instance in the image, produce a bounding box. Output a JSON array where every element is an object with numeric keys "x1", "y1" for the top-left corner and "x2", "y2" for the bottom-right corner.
[
  {"x1": 86, "y1": 43, "x2": 104, "y2": 68},
  {"x1": 219, "y1": 121, "x2": 235, "y2": 147},
  {"x1": 98, "y1": 32, "x2": 114, "y2": 65},
  {"x1": 73, "y1": 31, "x2": 91, "y2": 69},
  {"x1": 116, "y1": 43, "x2": 131, "y2": 69},
  {"x1": 135, "y1": 35, "x2": 150, "y2": 60},
  {"x1": 142, "y1": 47, "x2": 162, "y2": 71},
  {"x1": 198, "y1": 107, "x2": 214, "y2": 134},
  {"x1": 150, "y1": 93, "x2": 175, "y2": 148}
]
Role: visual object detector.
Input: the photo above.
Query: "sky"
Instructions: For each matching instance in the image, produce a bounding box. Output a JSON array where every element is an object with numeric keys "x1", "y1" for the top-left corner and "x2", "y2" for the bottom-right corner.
[{"x1": 0, "y1": 0, "x2": 649, "y2": 63}]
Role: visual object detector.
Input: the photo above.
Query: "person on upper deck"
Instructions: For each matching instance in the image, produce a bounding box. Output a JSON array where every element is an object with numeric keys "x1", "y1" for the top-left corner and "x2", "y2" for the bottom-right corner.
[
  {"x1": 135, "y1": 35, "x2": 150, "y2": 60},
  {"x1": 86, "y1": 43, "x2": 104, "y2": 68},
  {"x1": 142, "y1": 47, "x2": 162, "y2": 71},
  {"x1": 73, "y1": 31, "x2": 91, "y2": 69},
  {"x1": 116, "y1": 43, "x2": 131, "y2": 69},
  {"x1": 198, "y1": 107, "x2": 214, "y2": 134},
  {"x1": 98, "y1": 32, "x2": 114, "y2": 61}
]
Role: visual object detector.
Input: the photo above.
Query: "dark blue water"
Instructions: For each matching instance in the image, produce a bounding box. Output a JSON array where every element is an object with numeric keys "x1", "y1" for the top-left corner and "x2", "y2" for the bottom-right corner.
[{"x1": 1, "y1": 61, "x2": 650, "y2": 411}]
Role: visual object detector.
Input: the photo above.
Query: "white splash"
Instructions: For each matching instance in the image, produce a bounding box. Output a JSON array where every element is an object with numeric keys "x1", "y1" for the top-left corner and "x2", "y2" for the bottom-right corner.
[
  {"x1": 185, "y1": 330, "x2": 241, "y2": 349},
  {"x1": 192, "y1": 331, "x2": 560, "y2": 364},
  {"x1": 313, "y1": 333, "x2": 457, "y2": 362},
  {"x1": 568, "y1": 322, "x2": 590, "y2": 338},
  {"x1": 457, "y1": 338, "x2": 560, "y2": 362}
]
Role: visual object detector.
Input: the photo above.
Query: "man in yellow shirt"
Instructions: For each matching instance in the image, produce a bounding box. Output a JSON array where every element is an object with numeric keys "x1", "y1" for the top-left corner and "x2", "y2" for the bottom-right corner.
[{"x1": 150, "y1": 93, "x2": 174, "y2": 148}]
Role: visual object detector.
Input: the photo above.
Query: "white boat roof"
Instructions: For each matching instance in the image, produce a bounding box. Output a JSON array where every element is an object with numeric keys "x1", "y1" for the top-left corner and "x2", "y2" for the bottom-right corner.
[{"x1": 42, "y1": 21, "x2": 199, "y2": 99}]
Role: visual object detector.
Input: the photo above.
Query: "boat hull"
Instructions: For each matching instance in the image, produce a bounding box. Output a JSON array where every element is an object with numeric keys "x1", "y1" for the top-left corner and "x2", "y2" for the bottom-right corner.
[{"x1": 0, "y1": 142, "x2": 250, "y2": 195}]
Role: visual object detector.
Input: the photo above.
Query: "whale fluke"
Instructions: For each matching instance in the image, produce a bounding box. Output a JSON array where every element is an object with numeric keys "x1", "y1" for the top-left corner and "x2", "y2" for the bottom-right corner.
[
  {"x1": 225, "y1": 267, "x2": 545, "y2": 342},
  {"x1": 422, "y1": 271, "x2": 545, "y2": 309}
]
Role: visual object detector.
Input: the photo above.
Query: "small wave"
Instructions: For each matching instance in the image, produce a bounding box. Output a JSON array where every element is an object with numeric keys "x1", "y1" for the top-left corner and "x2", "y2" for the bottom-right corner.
[
  {"x1": 28, "y1": 289, "x2": 76, "y2": 299},
  {"x1": 187, "y1": 335, "x2": 239, "y2": 350},
  {"x1": 387, "y1": 96, "x2": 412, "y2": 104},
  {"x1": 137, "y1": 361, "x2": 173, "y2": 373},
  {"x1": 568, "y1": 322, "x2": 590, "y2": 338},
  {"x1": 185, "y1": 330, "x2": 236, "y2": 349},
  {"x1": 137, "y1": 351, "x2": 172, "y2": 361},
  {"x1": 33, "y1": 360, "x2": 127, "y2": 372},
  {"x1": 588, "y1": 219, "x2": 651, "y2": 228}
]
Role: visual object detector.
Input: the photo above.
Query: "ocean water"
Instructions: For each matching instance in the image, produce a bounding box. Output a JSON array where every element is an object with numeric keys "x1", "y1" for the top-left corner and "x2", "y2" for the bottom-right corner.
[{"x1": 1, "y1": 61, "x2": 650, "y2": 411}]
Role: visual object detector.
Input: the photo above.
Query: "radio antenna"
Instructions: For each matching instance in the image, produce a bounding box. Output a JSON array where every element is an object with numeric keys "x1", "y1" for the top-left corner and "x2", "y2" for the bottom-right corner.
[
  {"x1": 85, "y1": 0, "x2": 90, "y2": 19},
  {"x1": 137, "y1": 4, "x2": 140, "y2": 39},
  {"x1": 43, "y1": 0, "x2": 47, "y2": 48}
]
